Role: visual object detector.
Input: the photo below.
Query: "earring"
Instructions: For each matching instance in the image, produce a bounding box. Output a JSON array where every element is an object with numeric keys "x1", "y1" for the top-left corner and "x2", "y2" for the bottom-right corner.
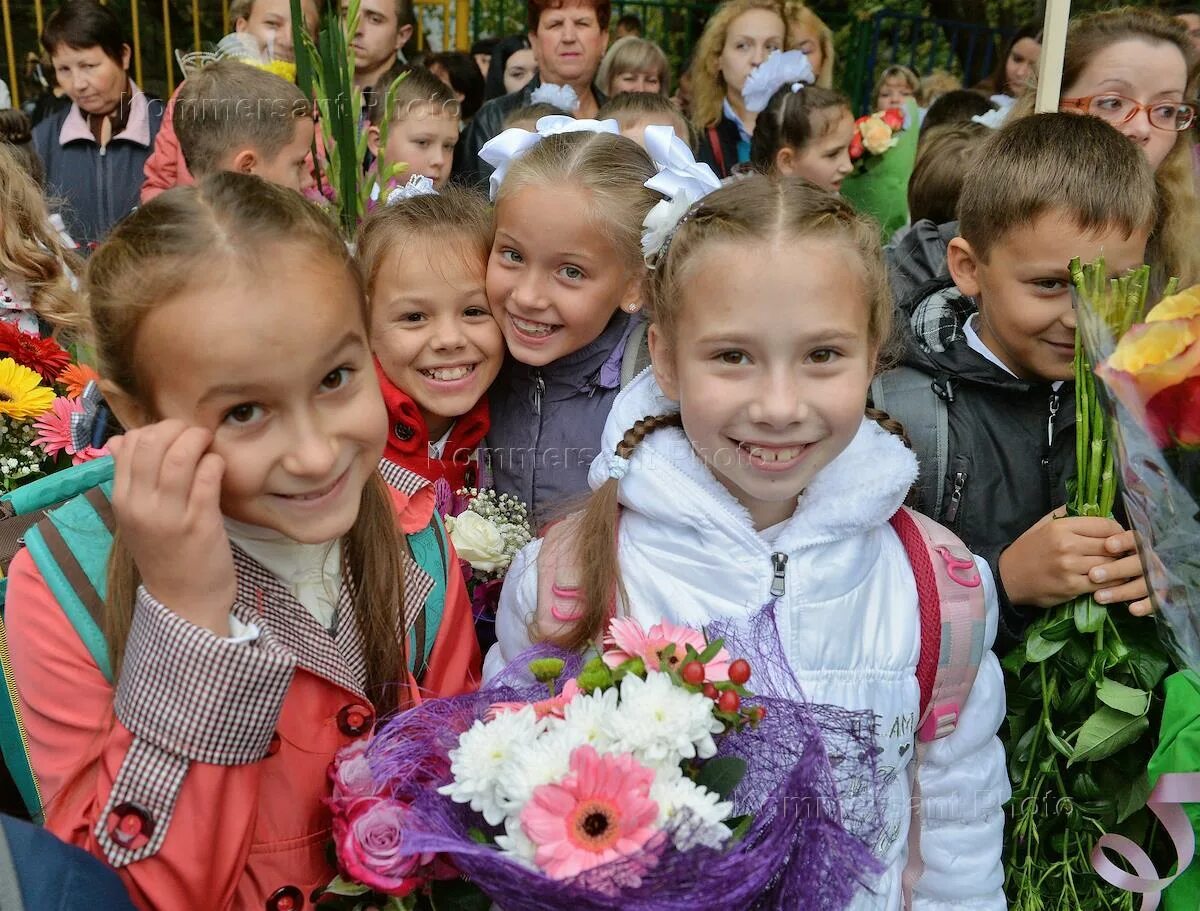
[{"x1": 625, "y1": 303, "x2": 638, "y2": 312}]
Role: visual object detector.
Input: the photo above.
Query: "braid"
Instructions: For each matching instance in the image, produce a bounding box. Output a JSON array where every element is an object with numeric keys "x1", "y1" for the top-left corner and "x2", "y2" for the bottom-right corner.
[
  {"x1": 615, "y1": 412, "x2": 684, "y2": 460},
  {"x1": 543, "y1": 412, "x2": 684, "y2": 652},
  {"x1": 865, "y1": 406, "x2": 911, "y2": 449}
]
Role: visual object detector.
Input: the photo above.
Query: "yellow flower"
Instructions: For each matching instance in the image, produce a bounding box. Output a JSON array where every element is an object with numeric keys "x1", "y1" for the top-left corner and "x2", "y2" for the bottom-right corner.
[
  {"x1": 859, "y1": 115, "x2": 897, "y2": 156},
  {"x1": 1101, "y1": 316, "x2": 1200, "y2": 403},
  {"x1": 1146, "y1": 285, "x2": 1200, "y2": 322},
  {"x1": 0, "y1": 357, "x2": 56, "y2": 420},
  {"x1": 249, "y1": 59, "x2": 298, "y2": 83}
]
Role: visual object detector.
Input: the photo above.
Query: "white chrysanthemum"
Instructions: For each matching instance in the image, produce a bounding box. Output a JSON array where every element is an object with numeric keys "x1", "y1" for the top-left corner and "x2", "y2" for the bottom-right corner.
[
  {"x1": 548, "y1": 684, "x2": 619, "y2": 753},
  {"x1": 495, "y1": 726, "x2": 576, "y2": 813},
  {"x1": 494, "y1": 814, "x2": 539, "y2": 868},
  {"x1": 604, "y1": 672, "x2": 723, "y2": 769},
  {"x1": 650, "y1": 766, "x2": 733, "y2": 833},
  {"x1": 438, "y1": 706, "x2": 541, "y2": 825}
]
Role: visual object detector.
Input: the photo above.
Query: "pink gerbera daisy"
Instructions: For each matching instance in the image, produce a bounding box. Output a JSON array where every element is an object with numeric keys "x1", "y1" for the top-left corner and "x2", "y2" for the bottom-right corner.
[
  {"x1": 520, "y1": 745, "x2": 659, "y2": 880},
  {"x1": 488, "y1": 679, "x2": 581, "y2": 722},
  {"x1": 32, "y1": 396, "x2": 79, "y2": 458},
  {"x1": 602, "y1": 617, "x2": 731, "y2": 681}
]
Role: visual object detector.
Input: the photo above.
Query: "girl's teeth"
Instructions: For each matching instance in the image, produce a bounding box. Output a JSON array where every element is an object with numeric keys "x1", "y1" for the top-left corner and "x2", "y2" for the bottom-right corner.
[
  {"x1": 512, "y1": 316, "x2": 556, "y2": 337},
  {"x1": 746, "y1": 445, "x2": 803, "y2": 463},
  {"x1": 421, "y1": 365, "x2": 474, "y2": 381}
]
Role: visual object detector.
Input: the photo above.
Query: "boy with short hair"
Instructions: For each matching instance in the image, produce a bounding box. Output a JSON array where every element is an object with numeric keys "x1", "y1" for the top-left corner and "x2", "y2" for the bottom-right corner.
[
  {"x1": 173, "y1": 59, "x2": 315, "y2": 193},
  {"x1": 140, "y1": 0, "x2": 320, "y2": 201},
  {"x1": 367, "y1": 66, "x2": 460, "y2": 188},
  {"x1": 874, "y1": 112, "x2": 1157, "y2": 652},
  {"x1": 597, "y1": 90, "x2": 693, "y2": 149}
]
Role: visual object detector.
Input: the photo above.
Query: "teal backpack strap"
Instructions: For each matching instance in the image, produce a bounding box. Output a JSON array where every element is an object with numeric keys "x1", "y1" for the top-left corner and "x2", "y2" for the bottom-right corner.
[
  {"x1": 22, "y1": 483, "x2": 115, "y2": 683},
  {"x1": 0, "y1": 608, "x2": 43, "y2": 823},
  {"x1": 870, "y1": 367, "x2": 949, "y2": 517},
  {"x1": 405, "y1": 512, "x2": 449, "y2": 680}
]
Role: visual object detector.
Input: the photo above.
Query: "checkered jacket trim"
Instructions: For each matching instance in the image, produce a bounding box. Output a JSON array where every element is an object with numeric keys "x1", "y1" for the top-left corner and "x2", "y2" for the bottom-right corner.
[
  {"x1": 911, "y1": 286, "x2": 975, "y2": 354},
  {"x1": 376, "y1": 459, "x2": 431, "y2": 497}
]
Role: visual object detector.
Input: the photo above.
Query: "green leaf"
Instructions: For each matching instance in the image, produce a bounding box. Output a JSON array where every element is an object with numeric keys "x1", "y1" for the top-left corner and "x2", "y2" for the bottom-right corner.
[
  {"x1": 698, "y1": 637, "x2": 725, "y2": 664},
  {"x1": 1000, "y1": 643, "x2": 1027, "y2": 675},
  {"x1": 1043, "y1": 722, "x2": 1074, "y2": 759},
  {"x1": 1073, "y1": 597, "x2": 1106, "y2": 634},
  {"x1": 466, "y1": 827, "x2": 489, "y2": 845},
  {"x1": 1025, "y1": 631, "x2": 1068, "y2": 663},
  {"x1": 1096, "y1": 677, "x2": 1150, "y2": 716},
  {"x1": 1125, "y1": 644, "x2": 1171, "y2": 692},
  {"x1": 1041, "y1": 612, "x2": 1078, "y2": 642},
  {"x1": 427, "y1": 879, "x2": 490, "y2": 911},
  {"x1": 323, "y1": 875, "x2": 370, "y2": 896},
  {"x1": 1069, "y1": 707, "x2": 1150, "y2": 764},
  {"x1": 695, "y1": 756, "x2": 747, "y2": 801},
  {"x1": 1116, "y1": 771, "x2": 1154, "y2": 823},
  {"x1": 1058, "y1": 676, "x2": 1092, "y2": 716},
  {"x1": 724, "y1": 813, "x2": 753, "y2": 844}
]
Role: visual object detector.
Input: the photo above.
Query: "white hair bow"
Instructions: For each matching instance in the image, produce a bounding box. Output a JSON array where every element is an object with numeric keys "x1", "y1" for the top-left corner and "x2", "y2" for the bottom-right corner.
[
  {"x1": 640, "y1": 124, "x2": 721, "y2": 263},
  {"x1": 478, "y1": 115, "x2": 621, "y2": 200},
  {"x1": 529, "y1": 82, "x2": 581, "y2": 112},
  {"x1": 385, "y1": 174, "x2": 438, "y2": 205},
  {"x1": 741, "y1": 50, "x2": 817, "y2": 114}
]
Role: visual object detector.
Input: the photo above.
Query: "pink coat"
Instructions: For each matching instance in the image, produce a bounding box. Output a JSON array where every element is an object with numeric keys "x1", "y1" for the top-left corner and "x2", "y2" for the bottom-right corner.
[
  {"x1": 5, "y1": 465, "x2": 480, "y2": 911},
  {"x1": 140, "y1": 84, "x2": 193, "y2": 203}
]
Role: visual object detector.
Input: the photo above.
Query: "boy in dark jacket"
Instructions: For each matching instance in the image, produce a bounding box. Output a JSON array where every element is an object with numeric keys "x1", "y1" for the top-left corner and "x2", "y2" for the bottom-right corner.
[{"x1": 874, "y1": 113, "x2": 1157, "y2": 653}]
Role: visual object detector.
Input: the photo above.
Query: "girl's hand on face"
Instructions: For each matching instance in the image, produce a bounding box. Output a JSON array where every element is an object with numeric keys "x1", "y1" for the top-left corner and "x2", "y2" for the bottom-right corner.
[{"x1": 108, "y1": 421, "x2": 237, "y2": 637}]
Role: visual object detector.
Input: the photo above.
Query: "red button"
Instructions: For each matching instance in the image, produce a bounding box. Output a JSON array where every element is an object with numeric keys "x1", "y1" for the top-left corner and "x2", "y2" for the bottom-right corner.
[
  {"x1": 109, "y1": 802, "x2": 154, "y2": 850},
  {"x1": 337, "y1": 703, "x2": 374, "y2": 738},
  {"x1": 266, "y1": 885, "x2": 303, "y2": 911},
  {"x1": 266, "y1": 732, "x2": 281, "y2": 757}
]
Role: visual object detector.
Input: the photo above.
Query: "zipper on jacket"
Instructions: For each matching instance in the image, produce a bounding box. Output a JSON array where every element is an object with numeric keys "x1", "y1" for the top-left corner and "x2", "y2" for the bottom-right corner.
[
  {"x1": 533, "y1": 369, "x2": 545, "y2": 416},
  {"x1": 769, "y1": 552, "x2": 788, "y2": 597},
  {"x1": 944, "y1": 471, "x2": 967, "y2": 525},
  {"x1": 1047, "y1": 391, "x2": 1061, "y2": 446}
]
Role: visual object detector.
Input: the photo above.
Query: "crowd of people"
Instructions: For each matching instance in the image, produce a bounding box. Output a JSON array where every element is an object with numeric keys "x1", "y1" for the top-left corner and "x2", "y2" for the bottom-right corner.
[{"x1": 0, "y1": 0, "x2": 1198, "y2": 908}]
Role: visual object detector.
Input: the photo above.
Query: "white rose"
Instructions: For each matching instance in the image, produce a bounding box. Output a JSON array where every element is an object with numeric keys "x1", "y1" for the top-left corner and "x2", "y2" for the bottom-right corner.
[{"x1": 447, "y1": 510, "x2": 510, "y2": 572}]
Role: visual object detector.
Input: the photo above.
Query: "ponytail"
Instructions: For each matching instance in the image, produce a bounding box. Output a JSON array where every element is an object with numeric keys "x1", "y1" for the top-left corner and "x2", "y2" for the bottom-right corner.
[{"x1": 541, "y1": 412, "x2": 683, "y2": 651}]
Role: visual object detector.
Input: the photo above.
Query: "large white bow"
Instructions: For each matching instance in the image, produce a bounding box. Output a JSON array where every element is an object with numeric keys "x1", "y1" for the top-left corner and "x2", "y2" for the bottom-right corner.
[
  {"x1": 640, "y1": 124, "x2": 721, "y2": 263},
  {"x1": 741, "y1": 50, "x2": 817, "y2": 114},
  {"x1": 478, "y1": 115, "x2": 621, "y2": 199}
]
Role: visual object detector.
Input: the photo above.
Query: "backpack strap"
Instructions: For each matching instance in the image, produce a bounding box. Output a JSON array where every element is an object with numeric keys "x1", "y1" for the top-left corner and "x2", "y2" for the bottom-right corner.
[
  {"x1": 706, "y1": 126, "x2": 727, "y2": 177},
  {"x1": 534, "y1": 511, "x2": 618, "y2": 642},
  {"x1": 870, "y1": 369, "x2": 949, "y2": 518},
  {"x1": 405, "y1": 512, "x2": 450, "y2": 681},
  {"x1": 891, "y1": 506, "x2": 987, "y2": 908},
  {"x1": 0, "y1": 610, "x2": 43, "y2": 823},
  {"x1": 619, "y1": 319, "x2": 650, "y2": 388}
]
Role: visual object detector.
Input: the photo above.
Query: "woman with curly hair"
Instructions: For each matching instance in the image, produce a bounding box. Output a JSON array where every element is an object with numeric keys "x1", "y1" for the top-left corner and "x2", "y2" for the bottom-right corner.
[{"x1": 688, "y1": 0, "x2": 786, "y2": 177}]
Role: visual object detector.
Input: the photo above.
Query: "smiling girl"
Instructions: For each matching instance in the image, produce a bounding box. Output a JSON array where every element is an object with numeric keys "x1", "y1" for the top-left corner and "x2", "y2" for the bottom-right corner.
[
  {"x1": 4, "y1": 174, "x2": 478, "y2": 908},
  {"x1": 358, "y1": 184, "x2": 502, "y2": 512},
  {"x1": 483, "y1": 129, "x2": 657, "y2": 526},
  {"x1": 487, "y1": 175, "x2": 1008, "y2": 909}
]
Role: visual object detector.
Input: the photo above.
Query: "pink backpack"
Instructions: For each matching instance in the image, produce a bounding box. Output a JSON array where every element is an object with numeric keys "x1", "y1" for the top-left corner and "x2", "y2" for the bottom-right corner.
[{"x1": 534, "y1": 506, "x2": 988, "y2": 907}]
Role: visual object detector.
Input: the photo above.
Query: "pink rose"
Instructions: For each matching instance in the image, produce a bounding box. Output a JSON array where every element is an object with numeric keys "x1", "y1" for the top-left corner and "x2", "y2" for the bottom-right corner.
[
  {"x1": 330, "y1": 739, "x2": 380, "y2": 809},
  {"x1": 333, "y1": 797, "x2": 427, "y2": 896}
]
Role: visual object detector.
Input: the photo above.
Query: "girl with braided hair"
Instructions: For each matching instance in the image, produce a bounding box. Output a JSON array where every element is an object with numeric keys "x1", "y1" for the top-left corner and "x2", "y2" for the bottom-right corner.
[{"x1": 486, "y1": 174, "x2": 1009, "y2": 910}]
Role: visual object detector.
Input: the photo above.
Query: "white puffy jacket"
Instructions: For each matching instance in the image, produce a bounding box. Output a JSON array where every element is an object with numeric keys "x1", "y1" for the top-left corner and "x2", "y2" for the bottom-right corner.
[{"x1": 485, "y1": 370, "x2": 1009, "y2": 910}]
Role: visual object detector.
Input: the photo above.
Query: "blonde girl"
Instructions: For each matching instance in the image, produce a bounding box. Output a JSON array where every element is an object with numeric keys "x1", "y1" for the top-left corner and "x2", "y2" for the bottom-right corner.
[
  {"x1": 487, "y1": 175, "x2": 1008, "y2": 909},
  {"x1": 5, "y1": 173, "x2": 479, "y2": 909},
  {"x1": 596, "y1": 35, "x2": 670, "y2": 97},
  {"x1": 688, "y1": 0, "x2": 787, "y2": 177},
  {"x1": 0, "y1": 143, "x2": 82, "y2": 337},
  {"x1": 874, "y1": 63, "x2": 919, "y2": 111},
  {"x1": 483, "y1": 129, "x2": 658, "y2": 526},
  {"x1": 783, "y1": 1, "x2": 834, "y2": 88},
  {"x1": 1010, "y1": 8, "x2": 1200, "y2": 291}
]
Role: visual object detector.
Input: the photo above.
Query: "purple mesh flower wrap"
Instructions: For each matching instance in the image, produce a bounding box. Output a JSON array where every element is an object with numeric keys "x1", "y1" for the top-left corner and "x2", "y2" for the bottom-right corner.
[{"x1": 361, "y1": 606, "x2": 885, "y2": 910}]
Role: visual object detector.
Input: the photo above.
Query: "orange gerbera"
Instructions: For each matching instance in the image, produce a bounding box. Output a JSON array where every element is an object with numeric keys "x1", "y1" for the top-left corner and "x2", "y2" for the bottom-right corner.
[{"x1": 57, "y1": 362, "x2": 100, "y2": 399}]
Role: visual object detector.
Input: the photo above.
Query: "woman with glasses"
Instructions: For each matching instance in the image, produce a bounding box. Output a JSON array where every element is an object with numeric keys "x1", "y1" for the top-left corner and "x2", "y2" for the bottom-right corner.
[{"x1": 1012, "y1": 9, "x2": 1199, "y2": 293}]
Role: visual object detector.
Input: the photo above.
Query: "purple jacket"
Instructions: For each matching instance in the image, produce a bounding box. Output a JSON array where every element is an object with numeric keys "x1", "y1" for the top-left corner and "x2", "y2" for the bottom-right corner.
[{"x1": 486, "y1": 312, "x2": 637, "y2": 528}]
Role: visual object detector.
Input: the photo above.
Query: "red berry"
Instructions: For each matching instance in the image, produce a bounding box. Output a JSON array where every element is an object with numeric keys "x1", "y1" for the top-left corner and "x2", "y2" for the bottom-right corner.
[
  {"x1": 718, "y1": 690, "x2": 741, "y2": 713},
  {"x1": 728, "y1": 659, "x2": 751, "y2": 685},
  {"x1": 681, "y1": 661, "x2": 705, "y2": 685},
  {"x1": 702, "y1": 683, "x2": 718, "y2": 700},
  {"x1": 752, "y1": 705, "x2": 767, "y2": 723}
]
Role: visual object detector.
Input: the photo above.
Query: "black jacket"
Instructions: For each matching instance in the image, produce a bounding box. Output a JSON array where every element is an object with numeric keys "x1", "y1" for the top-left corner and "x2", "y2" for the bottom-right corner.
[
  {"x1": 885, "y1": 282, "x2": 1077, "y2": 653},
  {"x1": 452, "y1": 77, "x2": 606, "y2": 189},
  {"x1": 884, "y1": 218, "x2": 958, "y2": 305},
  {"x1": 696, "y1": 113, "x2": 741, "y2": 179}
]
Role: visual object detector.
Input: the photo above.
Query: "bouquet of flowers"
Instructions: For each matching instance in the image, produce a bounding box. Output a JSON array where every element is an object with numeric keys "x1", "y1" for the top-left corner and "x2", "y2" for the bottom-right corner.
[
  {"x1": 319, "y1": 614, "x2": 883, "y2": 910},
  {"x1": 0, "y1": 324, "x2": 106, "y2": 491},
  {"x1": 1078, "y1": 279, "x2": 1200, "y2": 909},
  {"x1": 840, "y1": 100, "x2": 920, "y2": 243},
  {"x1": 445, "y1": 489, "x2": 533, "y2": 646}
]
